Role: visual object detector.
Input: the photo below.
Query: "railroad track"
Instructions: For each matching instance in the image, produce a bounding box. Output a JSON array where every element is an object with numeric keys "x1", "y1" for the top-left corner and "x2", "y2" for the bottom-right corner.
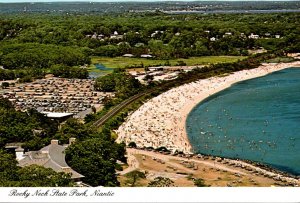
[
  {"x1": 91, "y1": 79, "x2": 179, "y2": 128},
  {"x1": 92, "y1": 90, "x2": 152, "y2": 127}
]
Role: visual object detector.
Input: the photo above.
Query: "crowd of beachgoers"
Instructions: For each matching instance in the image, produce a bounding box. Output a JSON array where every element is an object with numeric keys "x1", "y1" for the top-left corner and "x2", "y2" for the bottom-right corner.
[
  {"x1": 117, "y1": 60, "x2": 300, "y2": 185},
  {"x1": 117, "y1": 61, "x2": 300, "y2": 154}
]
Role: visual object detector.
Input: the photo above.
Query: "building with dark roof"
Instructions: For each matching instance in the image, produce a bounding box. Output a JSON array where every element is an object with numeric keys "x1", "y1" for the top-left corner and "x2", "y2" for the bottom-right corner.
[{"x1": 18, "y1": 138, "x2": 84, "y2": 180}]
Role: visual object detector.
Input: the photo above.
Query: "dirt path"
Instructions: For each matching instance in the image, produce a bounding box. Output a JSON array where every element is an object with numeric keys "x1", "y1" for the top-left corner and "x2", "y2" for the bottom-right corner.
[
  {"x1": 125, "y1": 148, "x2": 246, "y2": 175},
  {"x1": 120, "y1": 148, "x2": 299, "y2": 187},
  {"x1": 118, "y1": 149, "x2": 140, "y2": 175}
]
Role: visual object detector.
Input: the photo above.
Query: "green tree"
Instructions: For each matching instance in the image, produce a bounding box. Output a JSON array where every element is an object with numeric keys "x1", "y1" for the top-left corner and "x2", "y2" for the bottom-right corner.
[
  {"x1": 143, "y1": 74, "x2": 154, "y2": 82},
  {"x1": 125, "y1": 170, "x2": 146, "y2": 187},
  {"x1": 1, "y1": 82, "x2": 9, "y2": 89},
  {"x1": 193, "y1": 178, "x2": 209, "y2": 187},
  {"x1": 94, "y1": 74, "x2": 116, "y2": 92},
  {"x1": 65, "y1": 138, "x2": 125, "y2": 187},
  {"x1": 124, "y1": 31, "x2": 142, "y2": 46},
  {"x1": 128, "y1": 142, "x2": 137, "y2": 148},
  {"x1": 0, "y1": 97, "x2": 14, "y2": 109},
  {"x1": 0, "y1": 150, "x2": 74, "y2": 187},
  {"x1": 0, "y1": 43, "x2": 90, "y2": 69},
  {"x1": 55, "y1": 118, "x2": 91, "y2": 144},
  {"x1": 0, "y1": 149, "x2": 19, "y2": 182},
  {"x1": 195, "y1": 40, "x2": 209, "y2": 56},
  {"x1": 50, "y1": 64, "x2": 88, "y2": 79},
  {"x1": 148, "y1": 39, "x2": 172, "y2": 59},
  {"x1": 94, "y1": 45, "x2": 121, "y2": 57},
  {"x1": 15, "y1": 165, "x2": 74, "y2": 187},
  {"x1": 0, "y1": 99, "x2": 58, "y2": 149},
  {"x1": 148, "y1": 177, "x2": 175, "y2": 187},
  {"x1": 95, "y1": 72, "x2": 142, "y2": 98}
]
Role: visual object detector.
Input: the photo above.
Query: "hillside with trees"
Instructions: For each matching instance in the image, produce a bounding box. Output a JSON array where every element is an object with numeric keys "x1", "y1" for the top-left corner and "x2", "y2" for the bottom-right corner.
[{"x1": 1, "y1": 12, "x2": 299, "y2": 66}]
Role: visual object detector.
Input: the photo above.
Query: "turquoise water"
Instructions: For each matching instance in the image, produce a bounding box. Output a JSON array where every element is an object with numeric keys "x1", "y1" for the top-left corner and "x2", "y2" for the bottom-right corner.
[
  {"x1": 186, "y1": 67, "x2": 300, "y2": 175},
  {"x1": 89, "y1": 64, "x2": 114, "y2": 78},
  {"x1": 94, "y1": 64, "x2": 114, "y2": 71}
]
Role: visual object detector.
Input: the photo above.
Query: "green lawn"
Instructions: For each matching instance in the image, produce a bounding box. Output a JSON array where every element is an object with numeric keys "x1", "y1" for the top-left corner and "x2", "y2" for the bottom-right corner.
[
  {"x1": 90, "y1": 56, "x2": 245, "y2": 68},
  {"x1": 88, "y1": 56, "x2": 247, "y2": 75}
]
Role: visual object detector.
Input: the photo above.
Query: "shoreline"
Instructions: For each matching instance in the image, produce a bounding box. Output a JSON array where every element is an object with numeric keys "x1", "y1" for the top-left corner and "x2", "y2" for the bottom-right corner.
[
  {"x1": 181, "y1": 61, "x2": 300, "y2": 154},
  {"x1": 123, "y1": 147, "x2": 299, "y2": 186},
  {"x1": 117, "y1": 61, "x2": 300, "y2": 184}
]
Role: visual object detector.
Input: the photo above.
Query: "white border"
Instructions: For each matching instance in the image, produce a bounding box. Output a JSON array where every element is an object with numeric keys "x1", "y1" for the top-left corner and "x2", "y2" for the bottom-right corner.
[{"x1": 0, "y1": 187, "x2": 299, "y2": 202}]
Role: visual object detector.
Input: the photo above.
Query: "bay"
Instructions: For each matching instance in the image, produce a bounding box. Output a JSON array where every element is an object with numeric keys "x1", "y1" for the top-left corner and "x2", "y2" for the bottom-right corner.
[{"x1": 186, "y1": 67, "x2": 300, "y2": 175}]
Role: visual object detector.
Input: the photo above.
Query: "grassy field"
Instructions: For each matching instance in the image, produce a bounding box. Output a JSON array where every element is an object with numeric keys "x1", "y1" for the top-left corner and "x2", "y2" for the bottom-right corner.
[{"x1": 88, "y1": 56, "x2": 246, "y2": 74}]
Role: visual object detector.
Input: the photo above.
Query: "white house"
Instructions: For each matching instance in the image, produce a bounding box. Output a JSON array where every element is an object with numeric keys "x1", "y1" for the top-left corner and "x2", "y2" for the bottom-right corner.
[
  {"x1": 97, "y1": 34, "x2": 104, "y2": 39},
  {"x1": 141, "y1": 54, "x2": 153, "y2": 58},
  {"x1": 248, "y1": 33, "x2": 259, "y2": 39},
  {"x1": 223, "y1": 32, "x2": 232, "y2": 38},
  {"x1": 150, "y1": 31, "x2": 163, "y2": 38},
  {"x1": 123, "y1": 54, "x2": 134, "y2": 57},
  {"x1": 91, "y1": 33, "x2": 97, "y2": 39},
  {"x1": 210, "y1": 37, "x2": 216, "y2": 42}
]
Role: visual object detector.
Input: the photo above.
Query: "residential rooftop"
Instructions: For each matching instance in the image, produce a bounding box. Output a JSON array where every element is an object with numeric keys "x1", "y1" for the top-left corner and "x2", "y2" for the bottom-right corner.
[{"x1": 18, "y1": 138, "x2": 83, "y2": 180}]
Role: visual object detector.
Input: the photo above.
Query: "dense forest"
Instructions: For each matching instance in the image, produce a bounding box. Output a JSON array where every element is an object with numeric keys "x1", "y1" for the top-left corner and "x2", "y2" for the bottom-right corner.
[{"x1": 0, "y1": 12, "x2": 299, "y2": 80}]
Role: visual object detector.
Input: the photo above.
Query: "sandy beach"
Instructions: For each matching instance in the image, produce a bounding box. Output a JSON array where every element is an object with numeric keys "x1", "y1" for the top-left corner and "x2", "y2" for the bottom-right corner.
[
  {"x1": 117, "y1": 61, "x2": 300, "y2": 185},
  {"x1": 117, "y1": 61, "x2": 300, "y2": 154}
]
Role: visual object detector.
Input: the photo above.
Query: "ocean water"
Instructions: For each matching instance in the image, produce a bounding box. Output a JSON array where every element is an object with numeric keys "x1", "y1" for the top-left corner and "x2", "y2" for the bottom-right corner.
[{"x1": 186, "y1": 67, "x2": 300, "y2": 175}]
